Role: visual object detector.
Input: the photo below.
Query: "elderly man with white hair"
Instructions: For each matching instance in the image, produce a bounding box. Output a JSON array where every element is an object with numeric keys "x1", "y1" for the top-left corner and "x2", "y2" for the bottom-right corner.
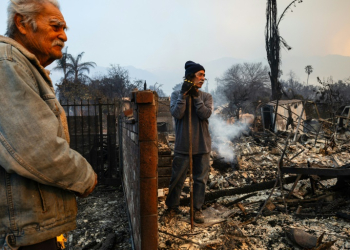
[{"x1": 0, "y1": 1, "x2": 97, "y2": 249}]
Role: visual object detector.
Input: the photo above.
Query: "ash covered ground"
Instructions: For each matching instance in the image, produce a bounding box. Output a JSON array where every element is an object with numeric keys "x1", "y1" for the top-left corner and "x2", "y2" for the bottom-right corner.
[
  {"x1": 158, "y1": 130, "x2": 350, "y2": 249},
  {"x1": 65, "y1": 185, "x2": 132, "y2": 250},
  {"x1": 158, "y1": 178, "x2": 350, "y2": 249},
  {"x1": 59, "y1": 124, "x2": 350, "y2": 249}
]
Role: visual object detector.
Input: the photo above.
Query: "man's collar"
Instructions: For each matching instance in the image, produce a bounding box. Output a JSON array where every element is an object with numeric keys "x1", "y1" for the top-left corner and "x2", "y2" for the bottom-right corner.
[
  {"x1": 0, "y1": 35, "x2": 52, "y2": 86},
  {"x1": 0, "y1": 35, "x2": 40, "y2": 66}
]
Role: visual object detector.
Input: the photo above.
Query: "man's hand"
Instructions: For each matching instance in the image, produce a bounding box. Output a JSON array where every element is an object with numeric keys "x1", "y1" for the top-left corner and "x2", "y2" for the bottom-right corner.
[
  {"x1": 189, "y1": 85, "x2": 199, "y2": 97},
  {"x1": 180, "y1": 81, "x2": 193, "y2": 95},
  {"x1": 76, "y1": 173, "x2": 98, "y2": 198}
]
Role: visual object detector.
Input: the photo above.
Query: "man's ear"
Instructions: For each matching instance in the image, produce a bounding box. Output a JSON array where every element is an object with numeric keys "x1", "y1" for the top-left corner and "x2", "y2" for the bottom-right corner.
[{"x1": 14, "y1": 13, "x2": 27, "y2": 35}]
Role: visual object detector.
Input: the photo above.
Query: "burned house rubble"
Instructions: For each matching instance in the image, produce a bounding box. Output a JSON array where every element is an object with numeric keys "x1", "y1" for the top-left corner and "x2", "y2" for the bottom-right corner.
[
  {"x1": 157, "y1": 100, "x2": 350, "y2": 250},
  {"x1": 65, "y1": 95, "x2": 350, "y2": 250},
  {"x1": 69, "y1": 185, "x2": 132, "y2": 250}
]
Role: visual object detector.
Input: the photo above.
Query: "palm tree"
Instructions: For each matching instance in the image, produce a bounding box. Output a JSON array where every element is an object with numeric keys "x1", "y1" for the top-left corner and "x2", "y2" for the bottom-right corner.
[
  {"x1": 305, "y1": 65, "x2": 313, "y2": 85},
  {"x1": 66, "y1": 52, "x2": 96, "y2": 83},
  {"x1": 53, "y1": 47, "x2": 70, "y2": 82}
]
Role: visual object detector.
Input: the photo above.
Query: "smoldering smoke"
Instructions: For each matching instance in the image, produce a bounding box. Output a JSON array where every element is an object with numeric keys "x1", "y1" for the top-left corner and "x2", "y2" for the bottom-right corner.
[{"x1": 209, "y1": 114, "x2": 248, "y2": 162}]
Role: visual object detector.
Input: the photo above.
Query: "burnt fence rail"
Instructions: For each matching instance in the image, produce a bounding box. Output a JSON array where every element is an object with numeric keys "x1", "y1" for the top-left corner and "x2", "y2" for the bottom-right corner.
[{"x1": 60, "y1": 99, "x2": 120, "y2": 186}]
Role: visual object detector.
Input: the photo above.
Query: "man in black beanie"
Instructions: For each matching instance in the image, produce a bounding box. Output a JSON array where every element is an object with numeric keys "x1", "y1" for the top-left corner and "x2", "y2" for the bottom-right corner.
[{"x1": 165, "y1": 61, "x2": 213, "y2": 223}]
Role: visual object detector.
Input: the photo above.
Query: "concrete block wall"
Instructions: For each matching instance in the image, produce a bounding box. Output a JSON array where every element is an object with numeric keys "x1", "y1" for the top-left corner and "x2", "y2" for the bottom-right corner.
[
  {"x1": 120, "y1": 91, "x2": 158, "y2": 250},
  {"x1": 158, "y1": 155, "x2": 173, "y2": 188},
  {"x1": 157, "y1": 97, "x2": 174, "y2": 133}
]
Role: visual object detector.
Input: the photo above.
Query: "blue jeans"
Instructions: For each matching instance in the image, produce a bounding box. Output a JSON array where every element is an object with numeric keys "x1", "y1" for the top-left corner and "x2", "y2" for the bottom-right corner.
[{"x1": 165, "y1": 153, "x2": 210, "y2": 210}]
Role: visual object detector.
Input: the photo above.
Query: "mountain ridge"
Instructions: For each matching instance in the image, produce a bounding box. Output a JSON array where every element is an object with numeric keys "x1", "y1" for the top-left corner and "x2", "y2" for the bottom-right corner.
[{"x1": 49, "y1": 54, "x2": 350, "y2": 96}]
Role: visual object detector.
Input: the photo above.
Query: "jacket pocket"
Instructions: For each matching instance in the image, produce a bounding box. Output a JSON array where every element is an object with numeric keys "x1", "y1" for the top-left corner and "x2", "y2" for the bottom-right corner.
[
  {"x1": 36, "y1": 183, "x2": 47, "y2": 213},
  {"x1": 43, "y1": 94, "x2": 61, "y2": 117},
  {"x1": 36, "y1": 183, "x2": 76, "y2": 223},
  {"x1": 60, "y1": 189, "x2": 78, "y2": 219}
]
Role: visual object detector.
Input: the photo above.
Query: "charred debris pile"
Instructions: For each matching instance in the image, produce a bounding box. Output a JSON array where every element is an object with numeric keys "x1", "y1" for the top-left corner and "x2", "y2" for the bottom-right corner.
[
  {"x1": 157, "y1": 100, "x2": 350, "y2": 249},
  {"x1": 69, "y1": 185, "x2": 132, "y2": 250}
]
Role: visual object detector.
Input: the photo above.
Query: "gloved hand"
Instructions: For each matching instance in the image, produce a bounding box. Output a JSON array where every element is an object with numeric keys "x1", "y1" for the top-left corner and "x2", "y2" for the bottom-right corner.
[
  {"x1": 180, "y1": 80, "x2": 193, "y2": 95},
  {"x1": 189, "y1": 85, "x2": 199, "y2": 97}
]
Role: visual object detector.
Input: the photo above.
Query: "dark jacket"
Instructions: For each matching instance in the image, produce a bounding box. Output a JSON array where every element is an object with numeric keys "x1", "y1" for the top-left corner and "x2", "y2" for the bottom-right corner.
[{"x1": 170, "y1": 90, "x2": 213, "y2": 155}]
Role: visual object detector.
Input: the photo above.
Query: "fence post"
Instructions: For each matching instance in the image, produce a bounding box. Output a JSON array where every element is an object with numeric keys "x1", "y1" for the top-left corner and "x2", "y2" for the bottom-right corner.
[
  {"x1": 98, "y1": 98, "x2": 103, "y2": 180},
  {"x1": 74, "y1": 99, "x2": 78, "y2": 149},
  {"x1": 118, "y1": 116, "x2": 123, "y2": 177},
  {"x1": 81, "y1": 99, "x2": 84, "y2": 156}
]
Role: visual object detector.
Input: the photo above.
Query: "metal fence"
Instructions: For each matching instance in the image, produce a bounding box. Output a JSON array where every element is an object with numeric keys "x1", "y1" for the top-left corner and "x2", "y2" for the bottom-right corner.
[{"x1": 60, "y1": 99, "x2": 120, "y2": 186}]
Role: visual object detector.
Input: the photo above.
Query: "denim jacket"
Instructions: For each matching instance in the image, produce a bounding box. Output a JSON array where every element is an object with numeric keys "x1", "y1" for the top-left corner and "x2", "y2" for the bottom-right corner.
[{"x1": 0, "y1": 36, "x2": 96, "y2": 249}]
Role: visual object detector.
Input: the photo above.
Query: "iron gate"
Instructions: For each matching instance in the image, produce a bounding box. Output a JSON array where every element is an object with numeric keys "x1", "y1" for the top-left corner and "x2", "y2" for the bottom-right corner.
[{"x1": 60, "y1": 99, "x2": 120, "y2": 186}]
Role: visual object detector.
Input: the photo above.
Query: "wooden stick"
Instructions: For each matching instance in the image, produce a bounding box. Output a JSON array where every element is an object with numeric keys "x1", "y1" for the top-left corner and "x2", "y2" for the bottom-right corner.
[
  {"x1": 189, "y1": 96, "x2": 194, "y2": 230},
  {"x1": 293, "y1": 103, "x2": 305, "y2": 142},
  {"x1": 224, "y1": 192, "x2": 258, "y2": 207},
  {"x1": 287, "y1": 174, "x2": 302, "y2": 199},
  {"x1": 307, "y1": 161, "x2": 317, "y2": 195},
  {"x1": 159, "y1": 230, "x2": 200, "y2": 246},
  {"x1": 278, "y1": 133, "x2": 291, "y2": 213},
  {"x1": 254, "y1": 178, "x2": 279, "y2": 221},
  {"x1": 276, "y1": 193, "x2": 334, "y2": 204},
  {"x1": 272, "y1": 99, "x2": 279, "y2": 132},
  {"x1": 290, "y1": 149, "x2": 305, "y2": 161},
  {"x1": 255, "y1": 134, "x2": 291, "y2": 220}
]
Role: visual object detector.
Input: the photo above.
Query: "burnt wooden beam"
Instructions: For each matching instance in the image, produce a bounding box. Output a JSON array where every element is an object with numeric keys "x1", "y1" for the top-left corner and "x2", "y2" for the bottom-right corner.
[
  {"x1": 224, "y1": 193, "x2": 258, "y2": 207},
  {"x1": 281, "y1": 167, "x2": 350, "y2": 176},
  {"x1": 276, "y1": 193, "x2": 333, "y2": 205},
  {"x1": 179, "y1": 176, "x2": 334, "y2": 206}
]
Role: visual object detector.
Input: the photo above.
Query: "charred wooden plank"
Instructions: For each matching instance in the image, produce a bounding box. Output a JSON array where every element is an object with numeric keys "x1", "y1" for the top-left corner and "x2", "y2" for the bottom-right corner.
[
  {"x1": 180, "y1": 176, "x2": 333, "y2": 206},
  {"x1": 224, "y1": 193, "x2": 258, "y2": 207},
  {"x1": 281, "y1": 167, "x2": 350, "y2": 176},
  {"x1": 276, "y1": 193, "x2": 333, "y2": 204}
]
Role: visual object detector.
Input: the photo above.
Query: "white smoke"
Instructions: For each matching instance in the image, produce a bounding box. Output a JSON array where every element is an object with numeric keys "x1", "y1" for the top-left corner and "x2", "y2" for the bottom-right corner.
[{"x1": 209, "y1": 114, "x2": 249, "y2": 162}]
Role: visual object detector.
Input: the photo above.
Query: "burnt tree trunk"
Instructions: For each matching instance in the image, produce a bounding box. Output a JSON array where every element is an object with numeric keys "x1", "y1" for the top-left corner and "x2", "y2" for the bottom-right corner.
[
  {"x1": 266, "y1": 0, "x2": 281, "y2": 100},
  {"x1": 266, "y1": 0, "x2": 302, "y2": 100}
]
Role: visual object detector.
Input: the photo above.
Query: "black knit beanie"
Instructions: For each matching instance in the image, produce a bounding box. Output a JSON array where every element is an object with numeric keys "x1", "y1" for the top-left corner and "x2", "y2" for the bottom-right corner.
[{"x1": 185, "y1": 61, "x2": 205, "y2": 77}]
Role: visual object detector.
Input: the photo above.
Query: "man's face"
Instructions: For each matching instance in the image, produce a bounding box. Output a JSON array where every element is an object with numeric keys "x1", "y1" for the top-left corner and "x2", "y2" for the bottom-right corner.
[
  {"x1": 193, "y1": 70, "x2": 206, "y2": 88},
  {"x1": 21, "y1": 3, "x2": 67, "y2": 67}
]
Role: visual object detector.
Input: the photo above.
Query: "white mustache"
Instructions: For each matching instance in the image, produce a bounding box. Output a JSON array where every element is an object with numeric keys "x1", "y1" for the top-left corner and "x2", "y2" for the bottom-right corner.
[{"x1": 52, "y1": 40, "x2": 65, "y2": 48}]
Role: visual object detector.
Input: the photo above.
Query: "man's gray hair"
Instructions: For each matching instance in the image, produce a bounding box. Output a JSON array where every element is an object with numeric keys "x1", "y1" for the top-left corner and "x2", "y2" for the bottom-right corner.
[{"x1": 6, "y1": 0, "x2": 60, "y2": 38}]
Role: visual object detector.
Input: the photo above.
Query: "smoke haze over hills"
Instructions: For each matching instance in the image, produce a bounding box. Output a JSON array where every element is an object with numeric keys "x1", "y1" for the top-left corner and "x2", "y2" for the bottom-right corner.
[{"x1": 49, "y1": 54, "x2": 350, "y2": 96}]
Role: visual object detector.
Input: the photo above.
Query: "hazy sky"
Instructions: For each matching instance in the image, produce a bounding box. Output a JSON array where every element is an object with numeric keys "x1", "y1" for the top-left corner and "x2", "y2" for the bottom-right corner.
[{"x1": 1, "y1": 0, "x2": 350, "y2": 92}]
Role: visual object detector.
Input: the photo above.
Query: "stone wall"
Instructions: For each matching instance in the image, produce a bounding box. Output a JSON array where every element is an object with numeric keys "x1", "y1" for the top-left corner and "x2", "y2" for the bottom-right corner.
[{"x1": 120, "y1": 91, "x2": 158, "y2": 250}]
